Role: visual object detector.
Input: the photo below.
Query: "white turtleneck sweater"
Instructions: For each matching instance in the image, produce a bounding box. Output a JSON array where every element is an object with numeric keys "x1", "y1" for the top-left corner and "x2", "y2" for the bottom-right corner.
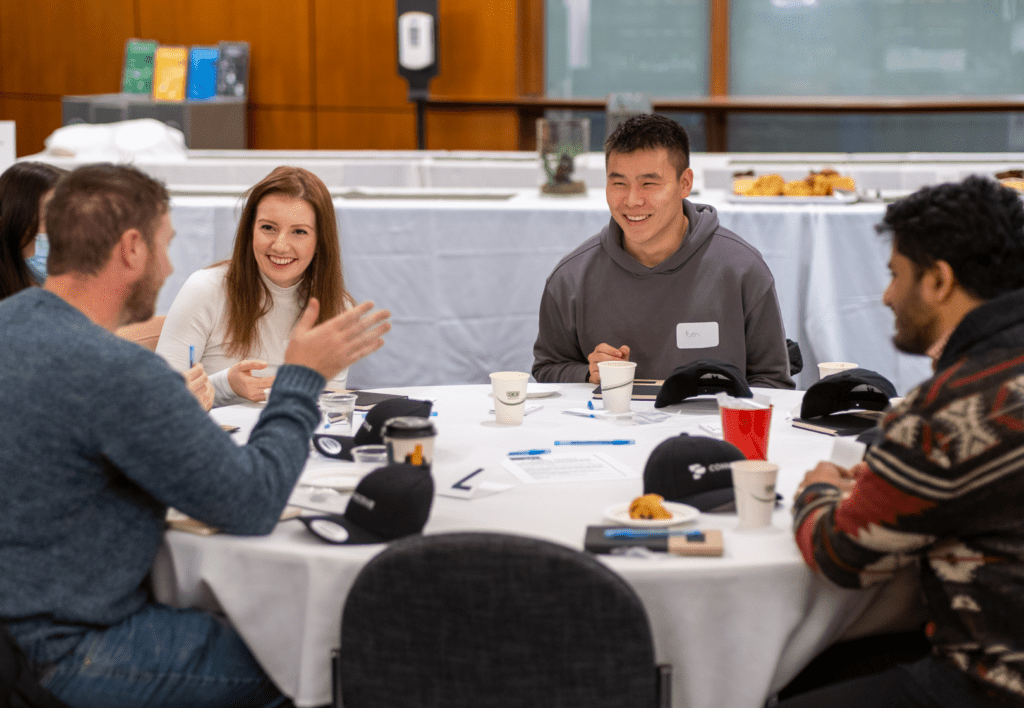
[{"x1": 157, "y1": 264, "x2": 347, "y2": 406}]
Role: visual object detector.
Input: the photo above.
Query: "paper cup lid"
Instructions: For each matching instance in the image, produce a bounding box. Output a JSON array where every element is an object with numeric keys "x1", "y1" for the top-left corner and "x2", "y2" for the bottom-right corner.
[{"x1": 382, "y1": 416, "x2": 436, "y2": 438}]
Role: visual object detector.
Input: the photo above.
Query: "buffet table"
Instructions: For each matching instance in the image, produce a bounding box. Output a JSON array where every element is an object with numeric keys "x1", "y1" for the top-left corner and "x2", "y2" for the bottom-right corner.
[
  {"x1": 152, "y1": 383, "x2": 920, "y2": 708},
  {"x1": 162, "y1": 188, "x2": 931, "y2": 394}
]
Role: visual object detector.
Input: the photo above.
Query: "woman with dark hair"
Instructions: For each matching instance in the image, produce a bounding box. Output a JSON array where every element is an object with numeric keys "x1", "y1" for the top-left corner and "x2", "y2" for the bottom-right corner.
[
  {"x1": 0, "y1": 161, "x2": 65, "y2": 299},
  {"x1": 157, "y1": 166, "x2": 356, "y2": 407}
]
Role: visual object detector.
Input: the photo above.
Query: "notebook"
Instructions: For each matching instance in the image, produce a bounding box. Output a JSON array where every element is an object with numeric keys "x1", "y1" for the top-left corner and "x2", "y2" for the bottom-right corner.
[
  {"x1": 584, "y1": 526, "x2": 724, "y2": 557},
  {"x1": 792, "y1": 411, "x2": 880, "y2": 437},
  {"x1": 591, "y1": 379, "x2": 663, "y2": 401}
]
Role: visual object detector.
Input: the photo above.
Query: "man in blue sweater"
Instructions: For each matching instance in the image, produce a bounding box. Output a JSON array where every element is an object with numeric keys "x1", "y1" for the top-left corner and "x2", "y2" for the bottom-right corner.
[{"x1": 0, "y1": 164, "x2": 390, "y2": 708}]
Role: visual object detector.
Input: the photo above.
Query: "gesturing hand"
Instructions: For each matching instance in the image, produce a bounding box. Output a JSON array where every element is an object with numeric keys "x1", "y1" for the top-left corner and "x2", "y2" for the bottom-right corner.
[{"x1": 285, "y1": 299, "x2": 391, "y2": 381}]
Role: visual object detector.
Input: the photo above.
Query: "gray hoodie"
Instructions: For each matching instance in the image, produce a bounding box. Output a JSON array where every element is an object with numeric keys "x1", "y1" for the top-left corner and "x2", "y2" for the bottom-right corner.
[{"x1": 532, "y1": 199, "x2": 794, "y2": 388}]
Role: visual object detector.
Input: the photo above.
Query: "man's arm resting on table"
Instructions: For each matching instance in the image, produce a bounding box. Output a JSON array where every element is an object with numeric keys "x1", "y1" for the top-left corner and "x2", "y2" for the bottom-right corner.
[
  {"x1": 792, "y1": 464, "x2": 933, "y2": 589},
  {"x1": 532, "y1": 288, "x2": 591, "y2": 383}
]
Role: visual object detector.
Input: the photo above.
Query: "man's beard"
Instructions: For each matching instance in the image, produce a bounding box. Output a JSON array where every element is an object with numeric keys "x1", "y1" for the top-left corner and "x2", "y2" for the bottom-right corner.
[
  {"x1": 890, "y1": 306, "x2": 939, "y2": 356},
  {"x1": 122, "y1": 262, "x2": 160, "y2": 326}
]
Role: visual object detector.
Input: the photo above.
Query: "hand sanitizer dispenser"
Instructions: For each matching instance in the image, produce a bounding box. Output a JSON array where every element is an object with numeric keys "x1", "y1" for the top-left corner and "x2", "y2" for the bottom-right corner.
[
  {"x1": 396, "y1": 0, "x2": 439, "y2": 100},
  {"x1": 396, "y1": 0, "x2": 439, "y2": 149},
  {"x1": 398, "y1": 11, "x2": 434, "y2": 72}
]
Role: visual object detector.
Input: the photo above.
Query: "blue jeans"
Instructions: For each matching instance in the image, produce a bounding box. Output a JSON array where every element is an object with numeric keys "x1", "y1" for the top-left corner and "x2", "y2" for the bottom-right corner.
[
  {"x1": 11, "y1": 604, "x2": 291, "y2": 708},
  {"x1": 776, "y1": 656, "x2": 1021, "y2": 708}
]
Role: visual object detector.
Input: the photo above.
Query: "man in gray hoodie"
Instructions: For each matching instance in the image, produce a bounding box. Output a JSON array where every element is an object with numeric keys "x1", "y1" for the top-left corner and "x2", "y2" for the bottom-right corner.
[{"x1": 532, "y1": 114, "x2": 793, "y2": 389}]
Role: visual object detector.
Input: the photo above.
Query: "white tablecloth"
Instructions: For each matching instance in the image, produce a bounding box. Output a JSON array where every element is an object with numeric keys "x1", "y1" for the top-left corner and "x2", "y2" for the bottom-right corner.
[
  {"x1": 152, "y1": 384, "x2": 920, "y2": 708},
  {"x1": 162, "y1": 189, "x2": 931, "y2": 394}
]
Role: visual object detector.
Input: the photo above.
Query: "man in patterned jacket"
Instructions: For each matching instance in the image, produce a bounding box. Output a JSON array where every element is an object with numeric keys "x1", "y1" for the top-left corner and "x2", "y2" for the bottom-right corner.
[{"x1": 783, "y1": 176, "x2": 1024, "y2": 708}]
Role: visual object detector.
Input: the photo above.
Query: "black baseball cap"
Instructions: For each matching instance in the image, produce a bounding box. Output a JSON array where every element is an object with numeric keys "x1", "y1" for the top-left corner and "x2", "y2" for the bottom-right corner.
[
  {"x1": 800, "y1": 368, "x2": 897, "y2": 419},
  {"x1": 642, "y1": 434, "x2": 747, "y2": 511},
  {"x1": 313, "y1": 397, "x2": 433, "y2": 461},
  {"x1": 300, "y1": 464, "x2": 434, "y2": 545},
  {"x1": 654, "y1": 360, "x2": 752, "y2": 408}
]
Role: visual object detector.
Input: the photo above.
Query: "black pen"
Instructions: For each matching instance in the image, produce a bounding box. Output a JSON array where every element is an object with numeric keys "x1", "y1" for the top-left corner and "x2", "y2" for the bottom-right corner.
[{"x1": 453, "y1": 467, "x2": 484, "y2": 490}]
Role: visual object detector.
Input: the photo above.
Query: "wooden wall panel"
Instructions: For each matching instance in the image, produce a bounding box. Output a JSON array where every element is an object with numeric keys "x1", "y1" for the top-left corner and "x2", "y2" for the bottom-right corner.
[
  {"x1": 0, "y1": 0, "x2": 134, "y2": 96},
  {"x1": 249, "y1": 107, "x2": 315, "y2": 150},
  {"x1": 317, "y1": 111, "x2": 417, "y2": 150},
  {"x1": 518, "y1": 0, "x2": 545, "y2": 96},
  {"x1": 138, "y1": 0, "x2": 313, "y2": 107},
  {"x1": 0, "y1": 0, "x2": 537, "y2": 154},
  {"x1": 426, "y1": 109, "x2": 519, "y2": 150},
  {"x1": 432, "y1": 0, "x2": 519, "y2": 99},
  {"x1": 315, "y1": 0, "x2": 408, "y2": 109},
  {"x1": 3, "y1": 97, "x2": 63, "y2": 158}
]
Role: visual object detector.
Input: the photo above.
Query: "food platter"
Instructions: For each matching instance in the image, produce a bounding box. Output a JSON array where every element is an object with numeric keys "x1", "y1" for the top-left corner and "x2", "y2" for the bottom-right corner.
[{"x1": 725, "y1": 191, "x2": 858, "y2": 205}]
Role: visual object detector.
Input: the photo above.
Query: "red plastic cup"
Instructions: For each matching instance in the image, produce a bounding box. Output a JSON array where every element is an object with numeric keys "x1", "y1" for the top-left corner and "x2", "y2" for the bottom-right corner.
[{"x1": 720, "y1": 404, "x2": 773, "y2": 460}]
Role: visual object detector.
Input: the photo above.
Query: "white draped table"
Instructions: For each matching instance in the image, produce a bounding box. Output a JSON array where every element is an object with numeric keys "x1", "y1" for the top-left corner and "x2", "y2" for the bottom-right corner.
[
  {"x1": 162, "y1": 189, "x2": 931, "y2": 394},
  {"x1": 152, "y1": 383, "x2": 920, "y2": 708}
]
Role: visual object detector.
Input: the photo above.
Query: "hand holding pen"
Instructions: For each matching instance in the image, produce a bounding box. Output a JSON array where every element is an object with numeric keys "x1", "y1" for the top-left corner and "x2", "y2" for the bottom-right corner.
[{"x1": 184, "y1": 345, "x2": 214, "y2": 411}]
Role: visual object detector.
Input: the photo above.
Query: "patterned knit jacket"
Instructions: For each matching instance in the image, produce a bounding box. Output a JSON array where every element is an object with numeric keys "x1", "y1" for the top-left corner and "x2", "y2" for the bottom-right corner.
[{"x1": 793, "y1": 288, "x2": 1024, "y2": 703}]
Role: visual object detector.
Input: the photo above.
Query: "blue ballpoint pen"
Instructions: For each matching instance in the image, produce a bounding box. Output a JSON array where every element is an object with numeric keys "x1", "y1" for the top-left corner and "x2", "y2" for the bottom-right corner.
[
  {"x1": 554, "y1": 439, "x2": 635, "y2": 446},
  {"x1": 189, "y1": 345, "x2": 195, "y2": 368},
  {"x1": 604, "y1": 529, "x2": 703, "y2": 538},
  {"x1": 508, "y1": 449, "x2": 551, "y2": 456}
]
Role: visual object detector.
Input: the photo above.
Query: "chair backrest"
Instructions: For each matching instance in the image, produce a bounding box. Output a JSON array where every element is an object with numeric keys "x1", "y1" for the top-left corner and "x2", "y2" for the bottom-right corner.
[
  {"x1": 786, "y1": 338, "x2": 803, "y2": 376},
  {"x1": 338, "y1": 532, "x2": 664, "y2": 708},
  {"x1": 115, "y1": 315, "x2": 165, "y2": 353}
]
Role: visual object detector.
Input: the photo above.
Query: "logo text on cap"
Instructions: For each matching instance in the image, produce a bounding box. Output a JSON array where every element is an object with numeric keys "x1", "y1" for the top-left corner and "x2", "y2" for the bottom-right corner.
[{"x1": 351, "y1": 492, "x2": 376, "y2": 511}]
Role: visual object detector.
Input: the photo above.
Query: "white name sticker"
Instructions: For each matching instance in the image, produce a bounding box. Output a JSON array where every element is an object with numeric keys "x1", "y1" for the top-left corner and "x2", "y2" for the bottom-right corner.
[{"x1": 676, "y1": 322, "x2": 719, "y2": 349}]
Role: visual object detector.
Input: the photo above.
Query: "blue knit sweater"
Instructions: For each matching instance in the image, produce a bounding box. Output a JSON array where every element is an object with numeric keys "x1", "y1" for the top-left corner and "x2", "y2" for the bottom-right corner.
[{"x1": 0, "y1": 289, "x2": 323, "y2": 635}]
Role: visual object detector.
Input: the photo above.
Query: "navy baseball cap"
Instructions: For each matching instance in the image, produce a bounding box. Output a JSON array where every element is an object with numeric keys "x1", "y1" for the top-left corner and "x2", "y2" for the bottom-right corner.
[
  {"x1": 800, "y1": 368, "x2": 897, "y2": 419},
  {"x1": 655, "y1": 360, "x2": 752, "y2": 408},
  {"x1": 300, "y1": 464, "x2": 434, "y2": 545},
  {"x1": 643, "y1": 434, "x2": 748, "y2": 511}
]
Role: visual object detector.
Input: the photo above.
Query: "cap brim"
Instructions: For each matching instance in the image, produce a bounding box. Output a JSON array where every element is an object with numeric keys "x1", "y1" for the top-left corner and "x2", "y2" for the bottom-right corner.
[
  {"x1": 331, "y1": 515, "x2": 389, "y2": 544},
  {"x1": 677, "y1": 487, "x2": 735, "y2": 512},
  {"x1": 312, "y1": 434, "x2": 358, "y2": 462},
  {"x1": 301, "y1": 514, "x2": 388, "y2": 545}
]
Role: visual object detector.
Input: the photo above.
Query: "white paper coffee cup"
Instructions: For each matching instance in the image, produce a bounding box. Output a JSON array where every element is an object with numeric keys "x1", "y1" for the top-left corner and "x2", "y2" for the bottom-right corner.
[
  {"x1": 490, "y1": 371, "x2": 529, "y2": 425},
  {"x1": 598, "y1": 360, "x2": 636, "y2": 413},
  {"x1": 731, "y1": 460, "x2": 779, "y2": 529},
  {"x1": 818, "y1": 361, "x2": 857, "y2": 379},
  {"x1": 382, "y1": 417, "x2": 436, "y2": 466}
]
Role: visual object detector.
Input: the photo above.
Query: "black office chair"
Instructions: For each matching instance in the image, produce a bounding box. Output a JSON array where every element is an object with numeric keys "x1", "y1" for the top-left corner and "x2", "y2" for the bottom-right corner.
[
  {"x1": 334, "y1": 532, "x2": 670, "y2": 708},
  {"x1": 1, "y1": 625, "x2": 70, "y2": 708},
  {"x1": 786, "y1": 339, "x2": 803, "y2": 376}
]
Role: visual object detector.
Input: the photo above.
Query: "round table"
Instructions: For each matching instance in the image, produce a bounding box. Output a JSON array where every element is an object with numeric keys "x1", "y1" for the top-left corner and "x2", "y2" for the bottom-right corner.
[{"x1": 152, "y1": 383, "x2": 920, "y2": 708}]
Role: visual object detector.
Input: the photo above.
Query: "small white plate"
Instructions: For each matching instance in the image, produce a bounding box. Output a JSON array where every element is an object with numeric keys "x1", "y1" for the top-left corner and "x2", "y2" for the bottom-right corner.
[
  {"x1": 301, "y1": 475, "x2": 361, "y2": 491},
  {"x1": 300, "y1": 466, "x2": 367, "y2": 491},
  {"x1": 604, "y1": 501, "x2": 700, "y2": 528},
  {"x1": 527, "y1": 384, "x2": 561, "y2": 398}
]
